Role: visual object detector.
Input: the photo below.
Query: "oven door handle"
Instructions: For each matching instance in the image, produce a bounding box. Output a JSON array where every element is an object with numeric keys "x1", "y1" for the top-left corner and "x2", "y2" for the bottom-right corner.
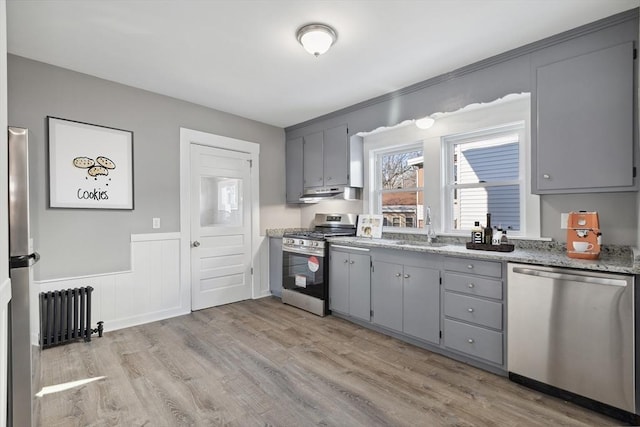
[
  {"x1": 331, "y1": 245, "x2": 370, "y2": 252},
  {"x1": 282, "y1": 246, "x2": 325, "y2": 257}
]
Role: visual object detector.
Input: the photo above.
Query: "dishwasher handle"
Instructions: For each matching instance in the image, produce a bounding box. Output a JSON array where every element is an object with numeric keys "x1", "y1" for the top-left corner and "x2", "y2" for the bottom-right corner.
[{"x1": 511, "y1": 266, "x2": 628, "y2": 287}]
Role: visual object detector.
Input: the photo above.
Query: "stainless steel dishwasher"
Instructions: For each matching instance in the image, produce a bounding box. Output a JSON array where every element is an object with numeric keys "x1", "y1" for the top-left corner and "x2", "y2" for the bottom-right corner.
[{"x1": 507, "y1": 263, "x2": 636, "y2": 415}]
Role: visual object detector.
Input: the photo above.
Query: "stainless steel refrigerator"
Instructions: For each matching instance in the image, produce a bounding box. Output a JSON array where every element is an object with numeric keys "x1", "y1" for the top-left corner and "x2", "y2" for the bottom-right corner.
[{"x1": 8, "y1": 127, "x2": 40, "y2": 427}]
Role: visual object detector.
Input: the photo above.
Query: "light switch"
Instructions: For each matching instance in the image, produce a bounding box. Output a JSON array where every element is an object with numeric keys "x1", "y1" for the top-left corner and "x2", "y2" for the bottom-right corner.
[
  {"x1": 560, "y1": 213, "x2": 568, "y2": 229},
  {"x1": 153, "y1": 218, "x2": 161, "y2": 229}
]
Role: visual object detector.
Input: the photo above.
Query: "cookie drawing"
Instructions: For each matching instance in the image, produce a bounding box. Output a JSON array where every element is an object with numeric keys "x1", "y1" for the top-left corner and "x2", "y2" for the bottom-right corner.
[
  {"x1": 73, "y1": 157, "x2": 95, "y2": 168},
  {"x1": 96, "y1": 156, "x2": 115, "y2": 169},
  {"x1": 88, "y1": 165, "x2": 109, "y2": 177},
  {"x1": 73, "y1": 156, "x2": 117, "y2": 177}
]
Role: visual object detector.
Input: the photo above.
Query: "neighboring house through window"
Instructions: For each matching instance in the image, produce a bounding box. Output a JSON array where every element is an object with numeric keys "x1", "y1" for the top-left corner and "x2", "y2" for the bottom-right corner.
[{"x1": 443, "y1": 122, "x2": 525, "y2": 234}]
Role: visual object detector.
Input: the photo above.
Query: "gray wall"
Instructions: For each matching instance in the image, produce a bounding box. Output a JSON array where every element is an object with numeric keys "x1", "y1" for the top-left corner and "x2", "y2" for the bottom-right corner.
[
  {"x1": 8, "y1": 55, "x2": 298, "y2": 280},
  {"x1": 291, "y1": 10, "x2": 639, "y2": 247}
]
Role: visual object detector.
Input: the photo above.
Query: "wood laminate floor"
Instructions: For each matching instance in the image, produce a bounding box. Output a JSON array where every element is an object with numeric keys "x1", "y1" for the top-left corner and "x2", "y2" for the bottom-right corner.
[{"x1": 39, "y1": 297, "x2": 622, "y2": 426}]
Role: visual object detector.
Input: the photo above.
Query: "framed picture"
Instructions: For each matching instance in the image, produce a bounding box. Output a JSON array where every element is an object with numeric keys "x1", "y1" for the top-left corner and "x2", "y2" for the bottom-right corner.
[
  {"x1": 48, "y1": 117, "x2": 134, "y2": 209},
  {"x1": 356, "y1": 214, "x2": 383, "y2": 238}
]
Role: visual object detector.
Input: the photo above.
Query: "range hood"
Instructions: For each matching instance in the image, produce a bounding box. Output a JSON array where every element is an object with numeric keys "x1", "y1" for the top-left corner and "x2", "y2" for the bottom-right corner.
[{"x1": 300, "y1": 185, "x2": 362, "y2": 203}]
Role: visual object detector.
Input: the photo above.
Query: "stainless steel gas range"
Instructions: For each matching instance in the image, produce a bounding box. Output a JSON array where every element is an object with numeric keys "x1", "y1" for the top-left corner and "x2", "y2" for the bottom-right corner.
[{"x1": 281, "y1": 213, "x2": 358, "y2": 316}]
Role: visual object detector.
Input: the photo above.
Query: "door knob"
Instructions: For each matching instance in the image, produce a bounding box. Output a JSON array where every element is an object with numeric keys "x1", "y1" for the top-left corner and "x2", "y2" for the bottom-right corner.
[{"x1": 192, "y1": 241, "x2": 201, "y2": 247}]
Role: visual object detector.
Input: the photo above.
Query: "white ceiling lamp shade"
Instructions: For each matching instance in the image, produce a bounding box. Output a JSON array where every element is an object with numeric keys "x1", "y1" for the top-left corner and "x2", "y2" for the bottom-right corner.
[
  {"x1": 415, "y1": 116, "x2": 435, "y2": 129},
  {"x1": 296, "y1": 24, "x2": 337, "y2": 57}
]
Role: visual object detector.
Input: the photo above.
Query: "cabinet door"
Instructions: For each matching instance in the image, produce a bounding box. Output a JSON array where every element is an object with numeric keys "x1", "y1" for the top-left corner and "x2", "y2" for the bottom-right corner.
[
  {"x1": 285, "y1": 137, "x2": 304, "y2": 203},
  {"x1": 303, "y1": 131, "x2": 324, "y2": 188},
  {"x1": 371, "y1": 261, "x2": 403, "y2": 332},
  {"x1": 348, "y1": 253, "x2": 371, "y2": 322},
  {"x1": 534, "y1": 42, "x2": 634, "y2": 193},
  {"x1": 403, "y1": 265, "x2": 440, "y2": 344},
  {"x1": 268, "y1": 238, "x2": 283, "y2": 297},
  {"x1": 323, "y1": 124, "x2": 349, "y2": 186},
  {"x1": 328, "y1": 250, "x2": 350, "y2": 315}
]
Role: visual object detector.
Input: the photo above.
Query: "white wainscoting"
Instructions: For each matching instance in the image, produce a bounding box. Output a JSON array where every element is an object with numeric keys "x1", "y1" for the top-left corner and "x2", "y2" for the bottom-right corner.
[
  {"x1": 0, "y1": 278, "x2": 11, "y2": 427},
  {"x1": 35, "y1": 233, "x2": 188, "y2": 335}
]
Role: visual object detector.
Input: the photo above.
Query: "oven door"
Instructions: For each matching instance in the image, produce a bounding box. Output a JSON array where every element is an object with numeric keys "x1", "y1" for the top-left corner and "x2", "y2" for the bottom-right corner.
[{"x1": 282, "y1": 248, "x2": 326, "y2": 300}]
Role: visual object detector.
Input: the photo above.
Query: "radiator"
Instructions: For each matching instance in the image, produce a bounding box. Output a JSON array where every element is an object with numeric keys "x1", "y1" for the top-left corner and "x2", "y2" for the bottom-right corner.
[{"x1": 39, "y1": 287, "x2": 104, "y2": 349}]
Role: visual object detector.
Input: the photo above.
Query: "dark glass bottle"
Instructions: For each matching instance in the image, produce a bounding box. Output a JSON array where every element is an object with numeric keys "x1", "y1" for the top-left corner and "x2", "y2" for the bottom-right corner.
[{"x1": 484, "y1": 213, "x2": 493, "y2": 245}]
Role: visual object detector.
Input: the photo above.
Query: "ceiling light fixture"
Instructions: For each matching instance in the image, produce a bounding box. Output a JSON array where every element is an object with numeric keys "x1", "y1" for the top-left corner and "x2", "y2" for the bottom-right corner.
[
  {"x1": 296, "y1": 23, "x2": 337, "y2": 57},
  {"x1": 415, "y1": 116, "x2": 435, "y2": 130}
]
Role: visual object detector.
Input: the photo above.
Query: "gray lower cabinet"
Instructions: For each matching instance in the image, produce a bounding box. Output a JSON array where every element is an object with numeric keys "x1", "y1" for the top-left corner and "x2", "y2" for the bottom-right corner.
[
  {"x1": 269, "y1": 237, "x2": 283, "y2": 297},
  {"x1": 371, "y1": 256, "x2": 440, "y2": 345},
  {"x1": 442, "y1": 256, "x2": 504, "y2": 366},
  {"x1": 329, "y1": 247, "x2": 371, "y2": 321}
]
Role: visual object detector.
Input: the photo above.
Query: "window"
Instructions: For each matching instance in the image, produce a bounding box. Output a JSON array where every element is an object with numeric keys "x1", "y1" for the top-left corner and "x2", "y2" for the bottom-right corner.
[
  {"x1": 373, "y1": 144, "x2": 424, "y2": 229},
  {"x1": 443, "y1": 122, "x2": 525, "y2": 234}
]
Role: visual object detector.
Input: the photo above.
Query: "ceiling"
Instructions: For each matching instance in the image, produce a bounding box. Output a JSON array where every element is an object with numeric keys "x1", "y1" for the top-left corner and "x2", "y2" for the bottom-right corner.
[{"x1": 6, "y1": 1, "x2": 639, "y2": 128}]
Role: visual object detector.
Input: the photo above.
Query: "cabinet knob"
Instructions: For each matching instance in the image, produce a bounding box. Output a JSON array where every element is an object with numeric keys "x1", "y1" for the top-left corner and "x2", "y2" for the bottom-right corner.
[
  {"x1": 467, "y1": 283, "x2": 475, "y2": 288},
  {"x1": 404, "y1": 274, "x2": 410, "y2": 279},
  {"x1": 349, "y1": 260, "x2": 355, "y2": 264},
  {"x1": 327, "y1": 176, "x2": 332, "y2": 181},
  {"x1": 192, "y1": 241, "x2": 200, "y2": 248},
  {"x1": 344, "y1": 259, "x2": 349, "y2": 263},
  {"x1": 543, "y1": 174, "x2": 551, "y2": 179},
  {"x1": 467, "y1": 338, "x2": 474, "y2": 344},
  {"x1": 467, "y1": 308, "x2": 474, "y2": 313},
  {"x1": 467, "y1": 264, "x2": 474, "y2": 269},
  {"x1": 318, "y1": 177, "x2": 323, "y2": 182},
  {"x1": 395, "y1": 273, "x2": 402, "y2": 277}
]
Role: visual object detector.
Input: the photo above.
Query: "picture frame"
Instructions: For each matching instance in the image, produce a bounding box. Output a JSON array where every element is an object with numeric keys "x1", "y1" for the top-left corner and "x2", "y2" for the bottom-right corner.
[
  {"x1": 47, "y1": 116, "x2": 134, "y2": 210},
  {"x1": 356, "y1": 214, "x2": 383, "y2": 238}
]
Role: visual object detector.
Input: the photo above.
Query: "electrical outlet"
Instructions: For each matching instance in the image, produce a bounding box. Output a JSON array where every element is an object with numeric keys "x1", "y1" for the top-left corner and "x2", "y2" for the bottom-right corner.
[
  {"x1": 152, "y1": 218, "x2": 161, "y2": 229},
  {"x1": 560, "y1": 213, "x2": 569, "y2": 229}
]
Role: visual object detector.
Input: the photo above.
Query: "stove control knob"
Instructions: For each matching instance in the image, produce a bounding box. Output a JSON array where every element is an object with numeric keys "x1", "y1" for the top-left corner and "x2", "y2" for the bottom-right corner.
[
  {"x1": 298, "y1": 240, "x2": 304, "y2": 245},
  {"x1": 313, "y1": 241, "x2": 319, "y2": 247}
]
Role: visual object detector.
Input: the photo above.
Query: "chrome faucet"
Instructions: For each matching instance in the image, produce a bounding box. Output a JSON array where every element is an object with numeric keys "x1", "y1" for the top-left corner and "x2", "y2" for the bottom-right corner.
[{"x1": 426, "y1": 206, "x2": 436, "y2": 243}]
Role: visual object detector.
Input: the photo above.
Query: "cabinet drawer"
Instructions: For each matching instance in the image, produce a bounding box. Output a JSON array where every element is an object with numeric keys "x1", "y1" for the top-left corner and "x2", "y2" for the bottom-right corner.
[
  {"x1": 444, "y1": 292, "x2": 502, "y2": 330},
  {"x1": 443, "y1": 272, "x2": 503, "y2": 300},
  {"x1": 444, "y1": 319, "x2": 503, "y2": 365},
  {"x1": 444, "y1": 257, "x2": 502, "y2": 278}
]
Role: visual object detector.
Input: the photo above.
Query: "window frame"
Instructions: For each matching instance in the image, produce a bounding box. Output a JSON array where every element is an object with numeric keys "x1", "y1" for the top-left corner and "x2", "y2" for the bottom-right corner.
[
  {"x1": 441, "y1": 121, "x2": 526, "y2": 236},
  {"x1": 372, "y1": 142, "x2": 425, "y2": 232}
]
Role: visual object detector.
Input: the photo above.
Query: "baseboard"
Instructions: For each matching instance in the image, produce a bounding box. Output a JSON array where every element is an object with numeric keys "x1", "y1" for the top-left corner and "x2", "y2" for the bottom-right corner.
[{"x1": 104, "y1": 307, "x2": 190, "y2": 332}]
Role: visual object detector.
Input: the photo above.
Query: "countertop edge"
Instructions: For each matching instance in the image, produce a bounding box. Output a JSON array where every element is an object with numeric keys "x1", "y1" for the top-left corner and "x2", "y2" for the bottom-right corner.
[{"x1": 326, "y1": 237, "x2": 640, "y2": 275}]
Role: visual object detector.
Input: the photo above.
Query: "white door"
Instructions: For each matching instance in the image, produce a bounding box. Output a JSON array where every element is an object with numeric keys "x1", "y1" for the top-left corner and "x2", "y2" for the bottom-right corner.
[{"x1": 190, "y1": 144, "x2": 252, "y2": 310}]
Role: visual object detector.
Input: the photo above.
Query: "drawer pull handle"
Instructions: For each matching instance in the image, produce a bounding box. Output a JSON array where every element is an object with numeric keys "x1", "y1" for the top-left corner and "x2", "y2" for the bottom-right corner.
[
  {"x1": 395, "y1": 273, "x2": 402, "y2": 277},
  {"x1": 468, "y1": 283, "x2": 475, "y2": 288},
  {"x1": 467, "y1": 338, "x2": 474, "y2": 344},
  {"x1": 467, "y1": 308, "x2": 474, "y2": 313},
  {"x1": 404, "y1": 274, "x2": 410, "y2": 279},
  {"x1": 467, "y1": 264, "x2": 474, "y2": 269}
]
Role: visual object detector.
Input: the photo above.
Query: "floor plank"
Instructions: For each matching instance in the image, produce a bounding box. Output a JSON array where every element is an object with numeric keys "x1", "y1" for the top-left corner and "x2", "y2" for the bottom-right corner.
[{"x1": 39, "y1": 297, "x2": 623, "y2": 426}]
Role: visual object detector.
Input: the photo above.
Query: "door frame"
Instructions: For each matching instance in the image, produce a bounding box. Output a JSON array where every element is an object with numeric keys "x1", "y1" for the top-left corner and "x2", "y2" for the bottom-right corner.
[{"x1": 179, "y1": 128, "x2": 260, "y2": 309}]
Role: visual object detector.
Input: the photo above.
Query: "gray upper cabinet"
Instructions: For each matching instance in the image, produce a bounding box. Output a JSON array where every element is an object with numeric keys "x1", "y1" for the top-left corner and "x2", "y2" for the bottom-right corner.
[
  {"x1": 323, "y1": 124, "x2": 349, "y2": 186},
  {"x1": 532, "y1": 41, "x2": 636, "y2": 193},
  {"x1": 285, "y1": 137, "x2": 304, "y2": 203},
  {"x1": 302, "y1": 131, "x2": 324, "y2": 188},
  {"x1": 301, "y1": 124, "x2": 363, "y2": 192}
]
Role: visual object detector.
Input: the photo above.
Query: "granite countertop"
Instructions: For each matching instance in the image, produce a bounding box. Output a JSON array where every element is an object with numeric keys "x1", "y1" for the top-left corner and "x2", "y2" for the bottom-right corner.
[{"x1": 326, "y1": 236, "x2": 640, "y2": 275}]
